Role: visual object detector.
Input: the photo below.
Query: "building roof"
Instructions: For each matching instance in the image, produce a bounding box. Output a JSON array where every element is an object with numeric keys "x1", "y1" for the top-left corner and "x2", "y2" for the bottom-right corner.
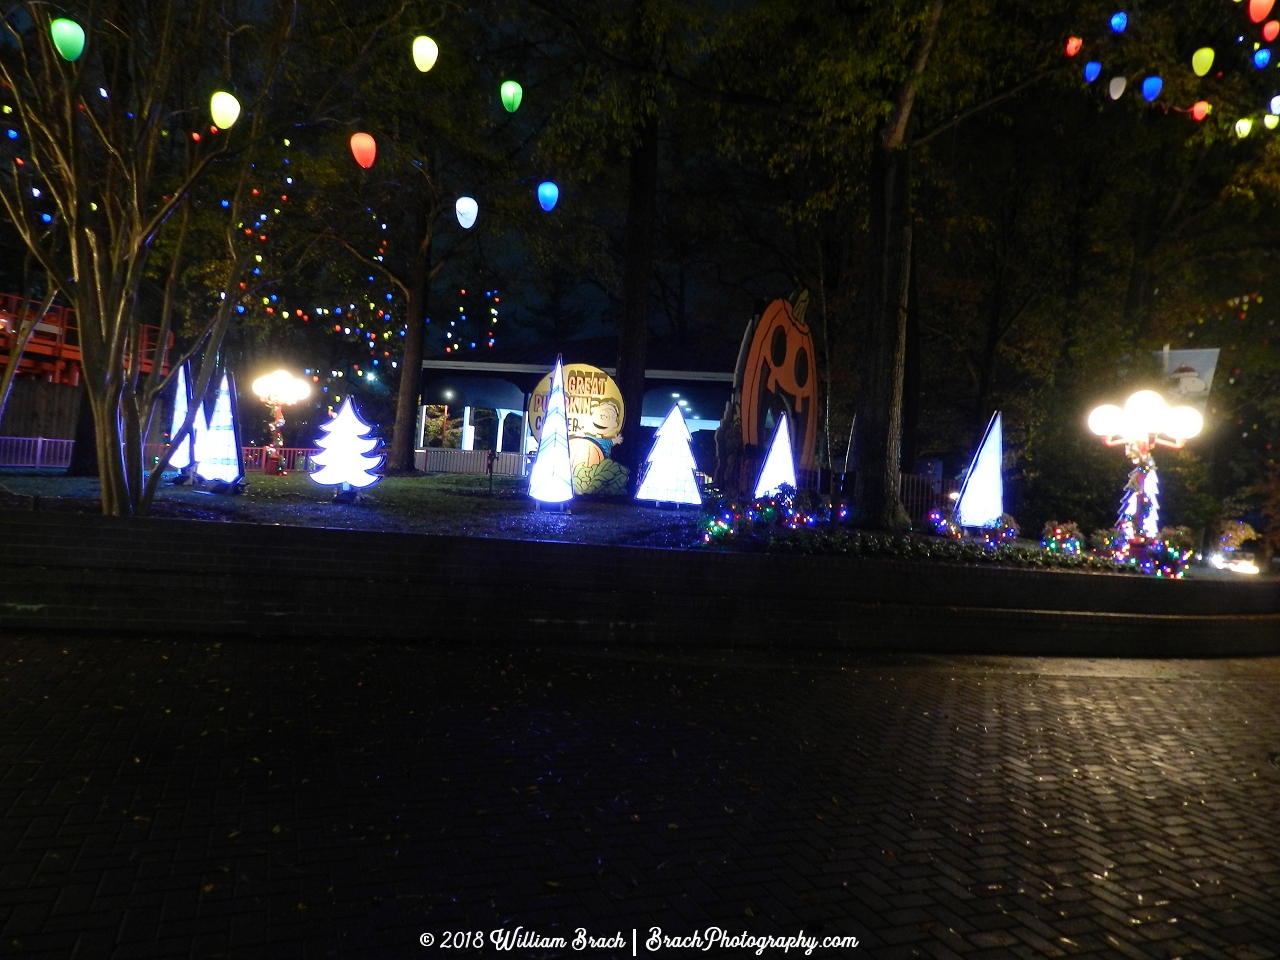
[{"x1": 421, "y1": 335, "x2": 735, "y2": 383}]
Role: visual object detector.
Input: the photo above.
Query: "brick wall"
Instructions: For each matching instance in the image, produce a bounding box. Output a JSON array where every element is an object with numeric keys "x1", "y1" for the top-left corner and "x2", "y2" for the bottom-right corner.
[{"x1": 1, "y1": 509, "x2": 1277, "y2": 655}]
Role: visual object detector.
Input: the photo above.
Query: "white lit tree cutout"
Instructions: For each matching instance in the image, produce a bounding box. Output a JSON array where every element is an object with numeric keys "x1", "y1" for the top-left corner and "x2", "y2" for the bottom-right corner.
[
  {"x1": 635, "y1": 404, "x2": 702, "y2": 505},
  {"x1": 954, "y1": 411, "x2": 1003, "y2": 528},
  {"x1": 167, "y1": 363, "x2": 193, "y2": 471},
  {"x1": 311, "y1": 397, "x2": 383, "y2": 494},
  {"x1": 528, "y1": 356, "x2": 574, "y2": 504},
  {"x1": 195, "y1": 373, "x2": 244, "y2": 486},
  {"x1": 754, "y1": 413, "x2": 797, "y2": 498}
]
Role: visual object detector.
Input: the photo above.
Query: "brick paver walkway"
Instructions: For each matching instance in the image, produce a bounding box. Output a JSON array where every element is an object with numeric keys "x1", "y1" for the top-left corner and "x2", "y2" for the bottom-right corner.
[{"x1": 2, "y1": 636, "x2": 1278, "y2": 959}]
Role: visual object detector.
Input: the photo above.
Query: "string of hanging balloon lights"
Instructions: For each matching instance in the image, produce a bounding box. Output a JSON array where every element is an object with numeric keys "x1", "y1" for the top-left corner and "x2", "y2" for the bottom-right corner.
[
  {"x1": 1066, "y1": 1, "x2": 1280, "y2": 134},
  {"x1": 29, "y1": 17, "x2": 560, "y2": 408}
]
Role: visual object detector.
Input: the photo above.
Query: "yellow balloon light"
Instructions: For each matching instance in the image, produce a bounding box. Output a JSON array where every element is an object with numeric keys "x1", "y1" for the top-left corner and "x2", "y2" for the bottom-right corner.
[
  {"x1": 1088, "y1": 404, "x2": 1124, "y2": 437},
  {"x1": 1236, "y1": 118, "x2": 1254, "y2": 138},
  {"x1": 210, "y1": 92, "x2": 241, "y2": 130},
  {"x1": 412, "y1": 36, "x2": 439, "y2": 72},
  {"x1": 1192, "y1": 47, "x2": 1215, "y2": 77}
]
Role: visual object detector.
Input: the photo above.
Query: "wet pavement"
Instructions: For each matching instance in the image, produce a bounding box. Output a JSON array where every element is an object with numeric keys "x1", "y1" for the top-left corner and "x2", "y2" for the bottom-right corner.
[{"x1": 2, "y1": 636, "x2": 1279, "y2": 959}]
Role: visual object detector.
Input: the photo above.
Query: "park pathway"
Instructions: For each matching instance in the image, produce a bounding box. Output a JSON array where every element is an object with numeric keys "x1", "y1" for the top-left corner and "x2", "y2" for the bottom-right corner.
[{"x1": 2, "y1": 637, "x2": 1278, "y2": 958}]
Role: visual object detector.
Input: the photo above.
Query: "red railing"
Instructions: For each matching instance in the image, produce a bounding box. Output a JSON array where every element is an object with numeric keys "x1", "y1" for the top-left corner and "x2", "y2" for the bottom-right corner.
[
  {"x1": 241, "y1": 447, "x2": 322, "y2": 473},
  {"x1": 0, "y1": 293, "x2": 173, "y2": 385}
]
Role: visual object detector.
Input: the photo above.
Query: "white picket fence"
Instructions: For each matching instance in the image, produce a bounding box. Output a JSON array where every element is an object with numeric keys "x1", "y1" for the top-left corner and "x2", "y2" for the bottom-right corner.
[
  {"x1": 414, "y1": 448, "x2": 529, "y2": 476},
  {"x1": 0, "y1": 436, "x2": 75, "y2": 468}
]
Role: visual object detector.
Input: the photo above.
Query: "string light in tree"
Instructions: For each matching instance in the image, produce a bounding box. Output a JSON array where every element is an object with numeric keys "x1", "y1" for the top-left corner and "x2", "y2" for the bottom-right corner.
[
  {"x1": 412, "y1": 35, "x2": 439, "y2": 72},
  {"x1": 500, "y1": 80, "x2": 523, "y2": 113},
  {"x1": 350, "y1": 133, "x2": 377, "y2": 169},
  {"x1": 210, "y1": 92, "x2": 241, "y2": 130}
]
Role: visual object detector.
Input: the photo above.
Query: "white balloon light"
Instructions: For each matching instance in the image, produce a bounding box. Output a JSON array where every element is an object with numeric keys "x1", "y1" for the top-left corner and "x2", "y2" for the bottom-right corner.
[
  {"x1": 210, "y1": 92, "x2": 241, "y2": 130},
  {"x1": 412, "y1": 36, "x2": 439, "y2": 72},
  {"x1": 1088, "y1": 403, "x2": 1124, "y2": 437},
  {"x1": 1164, "y1": 404, "x2": 1203, "y2": 441},
  {"x1": 455, "y1": 196, "x2": 478, "y2": 229}
]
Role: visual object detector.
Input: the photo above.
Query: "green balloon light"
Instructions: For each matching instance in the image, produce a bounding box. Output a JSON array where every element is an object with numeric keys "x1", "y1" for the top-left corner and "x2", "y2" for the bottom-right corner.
[
  {"x1": 500, "y1": 80, "x2": 523, "y2": 113},
  {"x1": 209, "y1": 92, "x2": 241, "y2": 130},
  {"x1": 50, "y1": 18, "x2": 85, "y2": 62}
]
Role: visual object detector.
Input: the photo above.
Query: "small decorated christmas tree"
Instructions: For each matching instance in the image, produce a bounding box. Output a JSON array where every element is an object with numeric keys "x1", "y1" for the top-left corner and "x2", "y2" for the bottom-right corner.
[
  {"x1": 528, "y1": 356, "x2": 574, "y2": 504},
  {"x1": 311, "y1": 397, "x2": 383, "y2": 490},
  {"x1": 754, "y1": 412, "x2": 797, "y2": 498},
  {"x1": 167, "y1": 363, "x2": 193, "y2": 471},
  {"x1": 195, "y1": 373, "x2": 244, "y2": 485},
  {"x1": 636, "y1": 404, "x2": 702, "y2": 505}
]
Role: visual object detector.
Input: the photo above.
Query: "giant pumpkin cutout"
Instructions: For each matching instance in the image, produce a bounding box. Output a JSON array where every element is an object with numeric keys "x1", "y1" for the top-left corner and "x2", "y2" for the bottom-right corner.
[{"x1": 740, "y1": 297, "x2": 818, "y2": 475}]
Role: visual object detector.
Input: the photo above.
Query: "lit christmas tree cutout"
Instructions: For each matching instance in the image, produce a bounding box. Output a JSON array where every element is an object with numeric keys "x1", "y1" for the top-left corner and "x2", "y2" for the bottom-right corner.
[
  {"x1": 195, "y1": 373, "x2": 244, "y2": 487},
  {"x1": 311, "y1": 397, "x2": 383, "y2": 499},
  {"x1": 528, "y1": 356, "x2": 574, "y2": 505},
  {"x1": 167, "y1": 363, "x2": 193, "y2": 471},
  {"x1": 636, "y1": 404, "x2": 702, "y2": 505},
  {"x1": 754, "y1": 413, "x2": 797, "y2": 498},
  {"x1": 955, "y1": 411, "x2": 1003, "y2": 528}
]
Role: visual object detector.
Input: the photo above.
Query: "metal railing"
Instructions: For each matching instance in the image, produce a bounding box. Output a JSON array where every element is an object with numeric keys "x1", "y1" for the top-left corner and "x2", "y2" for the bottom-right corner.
[
  {"x1": 414, "y1": 448, "x2": 529, "y2": 476},
  {"x1": 0, "y1": 436, "x2": 75, "y2": 468}
]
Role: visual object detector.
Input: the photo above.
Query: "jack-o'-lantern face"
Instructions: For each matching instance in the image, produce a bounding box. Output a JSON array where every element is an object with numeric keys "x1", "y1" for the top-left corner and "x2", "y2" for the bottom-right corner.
[{"x1": 740, "y1": 298, "x2": 819, "y2": 472}]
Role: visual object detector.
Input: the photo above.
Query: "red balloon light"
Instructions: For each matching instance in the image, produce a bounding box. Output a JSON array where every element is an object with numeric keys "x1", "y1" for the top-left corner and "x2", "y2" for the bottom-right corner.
[
  {"x1": 1065, "y1": 37, "x2": 1083, "y2": 57},
  {"x1": 1250, "y1": 0, "x2": 1275, "y2": 24},
  {"x1": 1266, "y1": 20, "x2": 1280, "y2": 41},
  {"x1": 350, "y1": 133, "x2": 377, "y2": 169},
  {"x1": 1191, "y1": 101, "x2": 1211, "y2": 122}
]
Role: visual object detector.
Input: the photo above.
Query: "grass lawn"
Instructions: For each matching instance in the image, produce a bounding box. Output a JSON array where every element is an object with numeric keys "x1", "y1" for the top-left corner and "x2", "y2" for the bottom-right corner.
[{"x1": 0, "y1": 468, "x2": 703, "y2": 548}]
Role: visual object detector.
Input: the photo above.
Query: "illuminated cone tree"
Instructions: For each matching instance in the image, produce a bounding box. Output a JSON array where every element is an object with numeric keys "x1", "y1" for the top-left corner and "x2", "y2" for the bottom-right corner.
[
  {"x1": 635, "y1": 405, "x2": 701, "y2": 505},
  {"x1": 167, "y1": 364, "x2": 193, "y2": 471},
  {"x1": 195, "y1": 374, "x2": 243, "y2": 484},
  {"x1": 311, "y1": 398, "x2": 383, "y2": 489},
  {"x1": 754, "y1": 413, "x2": 797, "y2": 498},
  {"x1": 528, "y1": 356, "x2": 574, "y2": 503}
]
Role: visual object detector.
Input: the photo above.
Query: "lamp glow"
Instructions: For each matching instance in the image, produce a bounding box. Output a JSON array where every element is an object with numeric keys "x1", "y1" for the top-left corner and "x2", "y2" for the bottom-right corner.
[
  {"x1": 350, "y1": 133, "x2": 377, "y2": 169},
  {"x1": 1066, "y1": 37, "x2": 1083, "y2": 57},
  {"x1": 1255, "y1": 48, "x2": 1272, "y2": 69},
  {"x1": 635, "y1": 405, "x2": 702, "y2": 506},
  {"x1": 500, "y1": 80, "x2": 523, "y2": 113},
  {"x1": 252, "y1": 369, "x2": 311, "y2": 405},
  {"x1": 1141, "y1": 77, "x2": 1163, "y2": 101},
  {"x1": 1267, "y1": 21, "x2": 1280, "y2": 42},
  {"x1": 412, "y1": 35, "x2": 439, "y2": 72},
  {"x1": 1109, "y1": 77, "x2": 1127, "y2": 100},
  {"x1": 1192, "y1": 47, "x2": 1215, "y2": 77},
  {"x1": 1192, "y1": 101, "x2": 1211, "y2": 122},
  {"x1": 1237, "y1": 118, "x2": 1254, "y2": 138},
  {"x1": 537, "y1": 181, "x2": 559, "y2": 212},
  {"x1": 528, "y1": 357, "x2": 574, "y2": 504},
  {"x1": 1084, "y1": 61, "x2": 1102, "y2": 83},
  {"x1": 50, "y1": 19, "x2": 85, "y2": 61},
  {"x1": 754, "y1": 414, "x2": 797, "y2": 499},
  {"x1": 1110, "y1": 11, "x2": 1128, "y2": 33},
  {"x1": 1251, "y1": 0, "x2": 1275, "y2": 24},
  {"x1": 311, "y1": 398, "x2": 382, "y2": 488},
  {"x1": 955, "y1": 412, "x2": 1003, "y2": 529},
  {"x1": 210, "y1": 92, "x2": 241, "y2": 130},
  {"x1": 455, "y1": 196, "x2": 478, "y2": 229}
]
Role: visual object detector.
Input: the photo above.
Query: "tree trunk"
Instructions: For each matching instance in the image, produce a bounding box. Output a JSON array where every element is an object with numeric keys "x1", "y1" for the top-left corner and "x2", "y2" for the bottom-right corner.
[
  {"x1": 900, "y1": 243, "x2": 921, "y2": 472},
  {"x1": 387, "y1": 222, "x2": 432, "y2": 474},
  {"x1": 614, "y1": 109, "x2": 659, "y2": 485},
  {"x1": 854, "y1": 146, "x2": 913, "y2": 529},
  {"x1": 67, "y1": 383, "x2": 99, "y2": 477}
]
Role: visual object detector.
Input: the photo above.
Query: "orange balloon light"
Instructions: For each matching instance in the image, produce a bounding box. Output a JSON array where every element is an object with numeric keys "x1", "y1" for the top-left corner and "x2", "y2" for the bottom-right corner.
[
  {"x1": 1191, "y1": 101, "x2": 1211, "y2": 122},
  {"x1": 1250, "y1": 0, "x2": 1275, "y2": 24},
  {"x1": 1065, "y1": 37, "x2": 1083, "y2": 57},
  {"x1": 1266, "y1": 20, "x2": 1280, "y2": 41},
  {"x1": 350, "y1": 133, "x2": 377, "y2": 169}
]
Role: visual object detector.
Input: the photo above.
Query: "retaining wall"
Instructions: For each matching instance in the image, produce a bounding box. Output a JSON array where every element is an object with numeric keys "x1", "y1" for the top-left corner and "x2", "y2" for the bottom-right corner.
[{"x1": 1, "y1": 510, "x2": 1277, "y2": 656}]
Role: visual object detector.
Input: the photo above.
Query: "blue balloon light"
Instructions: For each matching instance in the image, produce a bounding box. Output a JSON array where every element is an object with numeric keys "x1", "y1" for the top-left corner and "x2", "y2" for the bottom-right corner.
[
  {"x1": 537, "y1": 181, "x2": 559, "y2": 212},
  {"x1": 1255, "y1": 48, "x2": 1272, "y2": 69},
  {"x1": 1084, "y1": 61, "x2": 1102, "y2": 83},
  {"x1": 1110, "y1": 11, "x2": 1127, "y2": 33},
  {"x1": 1141, "y1": 76, "x2": 1163, "y2": 102}
]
